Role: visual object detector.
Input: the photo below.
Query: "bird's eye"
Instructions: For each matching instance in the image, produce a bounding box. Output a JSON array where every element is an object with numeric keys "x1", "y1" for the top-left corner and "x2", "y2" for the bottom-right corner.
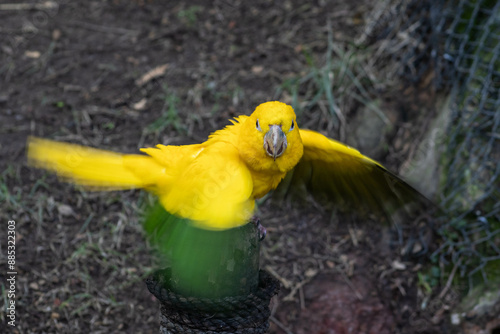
[
  {"x1": 256, "y1": 119, "x2": 262, "y2": 131},
  {"x1": 290, "y1": 120, "x2": 295, "y2": 131}
]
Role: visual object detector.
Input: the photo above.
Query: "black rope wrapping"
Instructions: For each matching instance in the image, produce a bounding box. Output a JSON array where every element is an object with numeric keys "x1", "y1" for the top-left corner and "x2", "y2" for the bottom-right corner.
[{"x1": 145, "y1": 269, "x2": 280, "y2": 334}]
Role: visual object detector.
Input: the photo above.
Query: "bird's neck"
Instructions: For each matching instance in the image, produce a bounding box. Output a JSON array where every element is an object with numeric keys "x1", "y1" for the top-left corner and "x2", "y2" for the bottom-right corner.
[{"x1": 249, "y1": 168, "x2": 286, "y2": 199}]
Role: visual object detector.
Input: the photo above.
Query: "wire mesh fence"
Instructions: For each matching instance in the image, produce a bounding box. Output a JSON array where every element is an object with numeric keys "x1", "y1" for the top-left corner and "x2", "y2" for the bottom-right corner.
[
  {"x1": 377, "y1": 0, "x2": 500, "y2": 290},
  {"x1": 433, "y1": 0, "x2": 500, "y2": 290}
]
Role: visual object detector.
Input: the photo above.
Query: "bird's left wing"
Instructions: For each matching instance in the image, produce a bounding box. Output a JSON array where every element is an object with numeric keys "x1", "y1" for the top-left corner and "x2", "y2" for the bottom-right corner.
[{"x1": 276, "y1": 129, "x2": 429, "y2": 216}]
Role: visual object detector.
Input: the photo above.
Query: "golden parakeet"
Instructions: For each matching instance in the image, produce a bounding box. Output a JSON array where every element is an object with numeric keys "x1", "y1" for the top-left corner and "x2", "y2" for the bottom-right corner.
[{"x1": 27, "y1": 101, "x2": 425, "y2": 230}]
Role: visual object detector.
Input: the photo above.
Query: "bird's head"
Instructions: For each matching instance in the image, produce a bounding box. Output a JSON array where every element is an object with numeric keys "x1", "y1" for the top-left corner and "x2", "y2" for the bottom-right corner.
[{"x1": 239, "y1": 101, "x2": 303, "y2": 173}]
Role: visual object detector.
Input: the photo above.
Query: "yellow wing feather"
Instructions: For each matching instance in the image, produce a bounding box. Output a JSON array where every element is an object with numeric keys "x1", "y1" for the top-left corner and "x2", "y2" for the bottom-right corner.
[
  {"x1": 27, "y1": 137, "x2": 163, "y2": 189},
  {"x1": 276, "y1": 129, "x2": 427, "y2": 214},
  {"x1": 27, "y1": 135, "x2": 255, "y2": 230}
]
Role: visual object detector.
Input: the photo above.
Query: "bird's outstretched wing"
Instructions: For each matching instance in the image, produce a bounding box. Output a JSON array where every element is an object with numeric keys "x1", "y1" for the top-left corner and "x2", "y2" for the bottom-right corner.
[
  {"x1": 275, "y1": 129, "x2": 430, "y2": 216},
  {"x1": 27, "y1": 136, "x2": 164, "y2": 189},
  {"x1": 27, "y1": 137, "x2": 255, "y2": 229}
]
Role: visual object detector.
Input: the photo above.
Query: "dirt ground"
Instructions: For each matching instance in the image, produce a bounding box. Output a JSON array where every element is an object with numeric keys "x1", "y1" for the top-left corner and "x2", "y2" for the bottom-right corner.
[{"x1": 0, "y1": 1, "x2": 455, "y2": 333}]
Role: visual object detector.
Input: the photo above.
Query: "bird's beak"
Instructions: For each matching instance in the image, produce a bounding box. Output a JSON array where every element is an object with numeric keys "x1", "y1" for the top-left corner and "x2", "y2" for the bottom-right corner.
[{"x1": 264, "y1": 125, "x2": 287, "y2": 161}]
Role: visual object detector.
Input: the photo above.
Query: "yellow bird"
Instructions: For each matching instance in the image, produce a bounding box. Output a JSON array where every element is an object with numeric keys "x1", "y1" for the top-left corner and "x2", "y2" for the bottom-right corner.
[{"x1": 27, "y1": 101, "x2": 424, "y2": 230}]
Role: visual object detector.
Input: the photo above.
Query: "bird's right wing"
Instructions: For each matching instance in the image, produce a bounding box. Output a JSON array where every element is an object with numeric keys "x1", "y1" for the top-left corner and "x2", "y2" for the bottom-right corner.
[
  {"x1": 27, "y1": 136, "x2": 164, "y2": 190},
  {"x1": 27, "y1": 137, "x2": 255, "y2": 230}
]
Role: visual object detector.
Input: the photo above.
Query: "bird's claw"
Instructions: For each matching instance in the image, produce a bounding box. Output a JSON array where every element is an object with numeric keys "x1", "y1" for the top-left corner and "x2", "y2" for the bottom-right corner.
[{"x1": 251, "y1": 216, "x2": 266, "y2": 241}]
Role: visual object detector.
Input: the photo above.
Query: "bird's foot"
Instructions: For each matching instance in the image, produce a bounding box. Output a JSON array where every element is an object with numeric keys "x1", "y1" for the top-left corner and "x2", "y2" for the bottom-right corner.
[{"x1": 251, "y1": 216, "x2": 266, "y2": 241}]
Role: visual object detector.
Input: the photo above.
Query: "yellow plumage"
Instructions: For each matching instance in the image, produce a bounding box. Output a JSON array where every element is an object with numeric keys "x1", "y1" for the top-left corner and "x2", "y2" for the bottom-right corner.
[{"x1": 27, "y1": 101, "x2": 424, "y2": 230}]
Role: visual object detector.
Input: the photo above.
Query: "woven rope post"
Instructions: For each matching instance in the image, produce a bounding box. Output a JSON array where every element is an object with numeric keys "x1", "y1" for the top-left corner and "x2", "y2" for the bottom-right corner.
[
  {"x1": 143, "y1": 204, "x2": 279, "y2": 333},
  {"x1": 146, "y1": 269, "x2": 279, "y2": 334}
]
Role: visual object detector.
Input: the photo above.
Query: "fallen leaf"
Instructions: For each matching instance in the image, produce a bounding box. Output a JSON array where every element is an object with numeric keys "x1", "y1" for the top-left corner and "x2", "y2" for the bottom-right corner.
[
  {"x1": 251, "y1": 65, "x2": 264, "y2": 74},
  {"x1": 132, "y1": 98, "x2": 148, "y2": 110},
  {"x1": 25, "y1": 50, "x2": 41, "y2": 58},
  {"x1": 391, "y1": 260, "x2": 407, "y2": 270},
  {"x1": 57, "y1": 204, "x2": 74, "y2": 216},
  {"x1": 136, "y1": 64, "x2": 169, "y2": 86},
  {"x1": 52, "y1": 29, "x2": 61, "y2": 41}
]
